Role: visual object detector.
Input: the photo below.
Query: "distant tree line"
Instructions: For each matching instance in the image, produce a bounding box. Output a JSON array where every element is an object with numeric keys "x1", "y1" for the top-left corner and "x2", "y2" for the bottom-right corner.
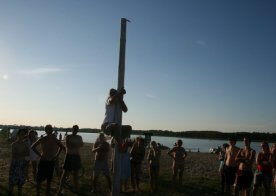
[{"x1": 0, "y1": 124, "x2": 275, "y2": 142}]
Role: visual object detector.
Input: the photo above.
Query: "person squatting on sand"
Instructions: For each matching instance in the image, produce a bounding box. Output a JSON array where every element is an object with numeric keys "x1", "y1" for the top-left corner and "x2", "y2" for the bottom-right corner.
[
  {"x1": 218, "y1": 143, "x2": 229, "y2": 194},
  {"x1": 234, "y1": 137, "x2": 256, "y2": 196},
  {"x1": 130, "y1": 137, "x2": 146, "y2": 192},
  {"x1": 224, "y1": 136, "x2": 240, "y2": 196},
  {"x1": 253, "y1": 141, "x2": 273, "y2": 196},
  {"x1": 91, "y1": 132, "x2": 112, "y2": 193},
  {"x1": 31, "y1": 124, "x2": 65, "y2": 196},
  {"x1": 8, "y1": 128, "x2": 29, "y2": 196},
  {"x1": 147, "y1": 140, "x2": 161, "y2": 192},
  {"x1": 168, "y1": 139, "x2": 188, "y2": 185},
  {"x1": 58, "y1": 125, "x2": 83, "y2": 195}
]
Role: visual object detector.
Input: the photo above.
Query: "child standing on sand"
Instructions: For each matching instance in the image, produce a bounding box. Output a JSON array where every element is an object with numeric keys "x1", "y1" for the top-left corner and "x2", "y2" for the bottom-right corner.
[
  {"x1": 147, "y1": 140, "x2": 161, "y2": 192},
  {"x1": 168, "y1": 139, "x2": 187, "y2": 185},
  {"x1": 8, "y1": 128, "x2": 29, "y2": 196}
]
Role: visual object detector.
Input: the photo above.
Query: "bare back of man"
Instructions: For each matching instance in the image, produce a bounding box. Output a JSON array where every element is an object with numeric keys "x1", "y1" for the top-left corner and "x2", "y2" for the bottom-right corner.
[
  {"x1": 66, "y1": 134, "x2": 83, "y2": 155},
  {"x1": 40, "y1": 134, "x2": 63, "y2": 160}
]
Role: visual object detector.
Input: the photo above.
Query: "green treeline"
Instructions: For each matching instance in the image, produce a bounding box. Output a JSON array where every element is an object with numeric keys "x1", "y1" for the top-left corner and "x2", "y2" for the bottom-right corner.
[
  {"x1": 136, "y1": 130, "x2": 275, "y2": 142},
  {"x1": 0, "y1": 124, "x2": 275, "y2": 142}
]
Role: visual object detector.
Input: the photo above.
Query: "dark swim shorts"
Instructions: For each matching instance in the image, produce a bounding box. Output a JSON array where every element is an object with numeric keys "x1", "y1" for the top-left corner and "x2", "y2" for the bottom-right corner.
[
  {"x1": 63, "y1": 154, "x2": 82, "y2": 171},
  {"x1": 36, "y1": 159, "x2": 55, "y2": 183}
]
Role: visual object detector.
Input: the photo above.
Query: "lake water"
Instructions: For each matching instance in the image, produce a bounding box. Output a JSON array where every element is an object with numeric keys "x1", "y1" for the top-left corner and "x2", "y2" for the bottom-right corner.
[{"x1": 36, "y1": 131, "x2": 270, "y2": 153}]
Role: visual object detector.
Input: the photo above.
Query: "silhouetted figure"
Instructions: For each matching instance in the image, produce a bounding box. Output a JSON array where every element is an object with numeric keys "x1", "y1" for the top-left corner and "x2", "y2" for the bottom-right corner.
[
  {"x1": 253, "y1": 141, "x2": 272, "y2": 196},
  {"x1": 234, "y1": 137, "x2": 255, "y2": 196},
  {"x1": 147, "y1": 141, "x2": 161, "y2": 192},
  {"x1": 224, "y1": 136, "x2": 240, "y2": 196},
  {"x1": 130, "y1": 137, "x2": 145, "y2": 192},
  {"x1": 91, "y1": 133, "x2": 112, "y2": 194},
  {"x1": 8, "y1": 129, "x2": 29, "y2": 196},
  {"x1": 58, "y1": 125, "x2": 83, "y2": 194},
  {"x1": 168, "y1": 139, "x2": 187, "y2": 185},
  {"x1": 31, "y1": 124, "x2": 65, "y2": 196}
]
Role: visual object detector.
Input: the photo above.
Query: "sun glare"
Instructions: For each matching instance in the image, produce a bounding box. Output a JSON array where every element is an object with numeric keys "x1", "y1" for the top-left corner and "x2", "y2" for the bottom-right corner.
[{"x1": 2, "y1": 75, "x2": 9, "y2": 80}]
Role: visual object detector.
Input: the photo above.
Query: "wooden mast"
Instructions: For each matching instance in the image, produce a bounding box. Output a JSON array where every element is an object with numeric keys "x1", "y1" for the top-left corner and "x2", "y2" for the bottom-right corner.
[{"x1": 112, "y1": 18, "x2": 129, "y2": 196}]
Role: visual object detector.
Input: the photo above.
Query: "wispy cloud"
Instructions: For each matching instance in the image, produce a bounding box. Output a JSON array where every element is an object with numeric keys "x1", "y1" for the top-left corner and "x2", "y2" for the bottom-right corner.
[
  {"x1": 145, "y1": 93, "x2": 155, "y2": 98},
  {"x1": 195, "y1": 40, "x2": 207, "y2": 47},
  {"x1": 19, "y1": 68, "x2": 65, "y2": 75}
]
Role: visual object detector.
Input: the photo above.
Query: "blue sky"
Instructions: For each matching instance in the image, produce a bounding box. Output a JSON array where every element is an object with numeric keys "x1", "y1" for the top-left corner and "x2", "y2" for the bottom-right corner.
[{"x1": 1, "y1": 1, "x2": 275, "y2": 132}]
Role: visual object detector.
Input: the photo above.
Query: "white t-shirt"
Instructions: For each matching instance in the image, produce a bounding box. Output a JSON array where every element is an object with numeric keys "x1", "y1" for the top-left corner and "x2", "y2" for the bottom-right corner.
[{"x1": 103, "y1": 98, "x2": 116, "y2": 124}]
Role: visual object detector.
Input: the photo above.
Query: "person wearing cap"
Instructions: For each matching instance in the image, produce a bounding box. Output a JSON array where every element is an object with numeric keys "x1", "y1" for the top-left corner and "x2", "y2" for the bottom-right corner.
[
  {"x1": 253, "y1": 141, "x2": 273, "y2": 196},
  {"x1": 224, "y1": 136, "x2": 240, "y2": 196}
]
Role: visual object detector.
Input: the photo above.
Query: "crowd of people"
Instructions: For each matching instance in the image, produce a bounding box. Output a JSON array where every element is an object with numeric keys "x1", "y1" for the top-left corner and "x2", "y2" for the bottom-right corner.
[
  {"x1": 7, "y1": 88, "x2": 276, "y2": 196},
  {"x1": 218, "y1": 136, "x2": 276, "y2": 196},
  {"x1": 7, "y1": 125, "x2": 276, "y2": 196},
  {"x1": 7, "y1": 125, "x2": 188, "y2": 195}
]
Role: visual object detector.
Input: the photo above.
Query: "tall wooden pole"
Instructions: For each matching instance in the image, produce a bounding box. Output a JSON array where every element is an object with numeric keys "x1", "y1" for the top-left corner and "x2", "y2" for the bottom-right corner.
[{"x1": 112, "y1": 18, "x2": 129, "y2": 196}]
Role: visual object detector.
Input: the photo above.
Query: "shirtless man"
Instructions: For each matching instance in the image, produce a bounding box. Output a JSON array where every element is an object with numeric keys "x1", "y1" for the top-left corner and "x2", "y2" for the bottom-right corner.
[
  {"x1": 234, "y1": 137, "x2": 256, "y2": 196},
  {"x1": 168, "y1": 139, "x2": 187, "y2": 185},
  {"x1": 31, "y1": 124, "x2": 65, "y2": 196},
  {"x1": 224, "y1": 136, "x2": 240, "y2": 196},
  {"x1": 58, "y1": 125, "x2": 83, "y2": 194},
  {"x1": 9, "y1": 128, "x2": 29, "y2": 196}
]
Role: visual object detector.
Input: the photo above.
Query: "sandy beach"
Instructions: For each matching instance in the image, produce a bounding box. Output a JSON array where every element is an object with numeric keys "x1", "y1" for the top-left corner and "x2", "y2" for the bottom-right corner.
[{"x1": 0, "y1": 139, "x2": 222, "y2": 195}]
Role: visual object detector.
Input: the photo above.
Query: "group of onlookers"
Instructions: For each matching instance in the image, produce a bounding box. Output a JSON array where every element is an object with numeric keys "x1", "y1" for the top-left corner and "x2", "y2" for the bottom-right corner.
[
  {"x1": 90, "y1": 133, "x2": 188, "y2": 194},
  {"x1": 8, "y1": 125, "x2": 82, "y2": 196},
  {"x1": 8, "y1": 124, "x2": 189, "y2": 195},
  {"x1": 218, "y1": 136, "x2": 276, "y2": 196}
]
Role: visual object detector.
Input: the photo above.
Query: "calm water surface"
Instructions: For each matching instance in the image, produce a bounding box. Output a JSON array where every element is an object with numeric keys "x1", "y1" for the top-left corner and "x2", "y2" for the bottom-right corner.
[{"x1": 36, "y1": 131, "x2": 269, "y2": 153}]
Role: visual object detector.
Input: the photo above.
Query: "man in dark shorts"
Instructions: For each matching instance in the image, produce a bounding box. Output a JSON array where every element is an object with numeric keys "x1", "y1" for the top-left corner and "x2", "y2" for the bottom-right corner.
[
  {"x1": 253, "y1": 141, "x2": 273, "y2": 196},
  {"x1": 224, "y1": 136, "x2": 240, "y2": 196},
  {"x1": 168, "y1": 139, "x2": 188, "y2": 185},
  {"x1": 58, "y1": 125, "x2": 83, "y2": 194},
  {"x1": 234, "y1": 137, "x2": 256, "y2": 196},
  {"x1": 31, "y1": 124, "x2": 65, "y2": 196}
]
